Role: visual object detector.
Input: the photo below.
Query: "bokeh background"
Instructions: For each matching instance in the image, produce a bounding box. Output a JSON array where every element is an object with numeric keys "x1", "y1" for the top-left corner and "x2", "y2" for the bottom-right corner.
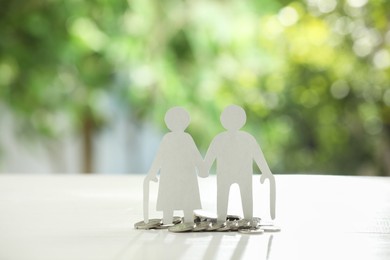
[{"x1": 0, "y1": 0, "x2": 389, "y2": 175}]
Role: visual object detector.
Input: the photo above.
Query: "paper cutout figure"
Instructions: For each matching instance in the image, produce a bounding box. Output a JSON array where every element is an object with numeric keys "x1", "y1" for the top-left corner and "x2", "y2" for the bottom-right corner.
[
  {"x1": 204, "y1": 105, "x2": 276, "y2": 221},
  {"x1": 144, "y1": 107, "x2": 206, "y2": 224}
]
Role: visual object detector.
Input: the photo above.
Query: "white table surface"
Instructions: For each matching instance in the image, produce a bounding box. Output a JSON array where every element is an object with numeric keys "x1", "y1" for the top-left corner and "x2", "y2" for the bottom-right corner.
[{"x1": 0, "y1": 174, "x2": 389, "y2": 260}]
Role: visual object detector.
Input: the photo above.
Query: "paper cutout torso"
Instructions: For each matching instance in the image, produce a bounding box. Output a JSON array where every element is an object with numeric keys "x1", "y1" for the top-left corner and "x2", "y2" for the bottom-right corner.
[
  {"x1": 208, "y1": 131, "x2": 259, "y2": 181},
  {"x1": 155, "y1": 132, "x2": 202, "y2": 211}
]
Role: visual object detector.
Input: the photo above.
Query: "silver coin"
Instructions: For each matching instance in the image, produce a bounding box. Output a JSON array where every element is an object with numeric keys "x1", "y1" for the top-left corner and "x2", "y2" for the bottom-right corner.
[
  {"x1": 207, "y1": 221, "x2": 226, "y2": 231},
  {"x1": 155, "y1": 223, "x2": 175, "y2": 229},
  {"x1": 216, "y1": 225, "x2": 231, "y2": 232},
  {"x1": 261, "y1": 226, "x2": 281, "y2": 232},
  {"x1": 173, "y1": 216, "x2": 183, "y2": 224},
  {"x1": 238, "y1": 228, "x2": 265, "y2": 234},
  {"x1": 134, "y1": 219, "x2": 162, "y2": 230},
  {"x1": 237, "y1": 219, "x2": 251, "y2": 229},
  {"x1": 193, "y1": 221, "x2": 211, "y2": 232},
  {"x1": 168, "y1": 223, "x2": 195, "y2": 233},
  {"x1": 250, "y1": 218, "x2": 261, "y2": 228},
  {"x1": 227, "y1": 220, "x2": 239, "y2": 231},
  {"x1": 216, "y1": 220, "x2": 239, "y2": 232}
]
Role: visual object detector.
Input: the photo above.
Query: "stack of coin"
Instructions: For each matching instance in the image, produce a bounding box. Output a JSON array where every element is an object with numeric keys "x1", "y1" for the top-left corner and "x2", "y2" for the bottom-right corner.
[{"x1": 134, "y1": 213, "x2": 281, "y2": 234}]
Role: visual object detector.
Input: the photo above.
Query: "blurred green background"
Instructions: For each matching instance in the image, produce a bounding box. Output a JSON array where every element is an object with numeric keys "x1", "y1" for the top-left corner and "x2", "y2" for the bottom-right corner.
[{"x1": 0, "y1": 0, "x2": 389, "y2": 175}]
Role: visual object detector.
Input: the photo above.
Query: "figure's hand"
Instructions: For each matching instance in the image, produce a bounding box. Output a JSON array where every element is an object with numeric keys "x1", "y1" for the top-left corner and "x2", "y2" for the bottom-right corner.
[
  {"x1": 260, "y1": 171, "x2": 273, "y2": 184},
  {"x1": 145, "y1": 174, "x2": 158, "y2": 183}
]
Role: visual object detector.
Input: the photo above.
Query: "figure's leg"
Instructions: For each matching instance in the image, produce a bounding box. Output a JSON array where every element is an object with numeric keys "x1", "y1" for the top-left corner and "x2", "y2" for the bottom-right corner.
[
  {"x1": 240, "y1": 181, "x2": 253, "y2": 220},
  {"x1": 217, "y1": 183, "x2": 230, "y2": 221},
  {"x1": 163, "y1": 210, "x2": 173, "y2": 224},
  {"x1": 183, "y1": 210, "x2": 194, "y2": 223}
]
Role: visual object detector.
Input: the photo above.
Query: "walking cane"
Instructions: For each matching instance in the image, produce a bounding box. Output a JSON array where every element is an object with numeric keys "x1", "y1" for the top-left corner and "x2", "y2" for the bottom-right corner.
[
  {"x1": 269, "y1": 175, "x2": 276, "y2": 220},
  {"x1": 143, "y1": 178, "x2": 150, "y2": 223},
  {"x1": 261, "y1": 174, "x2": 276, "y2": 220}
]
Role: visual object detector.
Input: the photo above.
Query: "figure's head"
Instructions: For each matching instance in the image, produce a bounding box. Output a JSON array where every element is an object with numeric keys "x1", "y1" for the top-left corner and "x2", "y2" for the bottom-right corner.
[
  {"x1": 220, "y1": 105, "x2": 246, "y2": 131},
  {"x1": 165, "y1": 107, "x2": 190, "y2": 132}
]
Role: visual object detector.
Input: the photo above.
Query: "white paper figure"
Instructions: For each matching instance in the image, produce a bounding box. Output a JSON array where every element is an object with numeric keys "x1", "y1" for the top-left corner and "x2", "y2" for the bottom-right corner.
[
  {"x1": 144, "y1": 107, "x2": 206, "y2": 224},
  {"x1": 204, "y1": 105, "x2": 276, "y2": 221}
]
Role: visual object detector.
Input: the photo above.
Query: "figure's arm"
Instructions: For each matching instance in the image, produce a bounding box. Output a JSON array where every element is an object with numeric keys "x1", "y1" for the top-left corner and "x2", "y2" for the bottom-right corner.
[
  {"x1": 203, "y1": 138, "x2": 218, "y2": 177},
  {"x1": 145, "y1": 159, "x2": 160, "y2": 182},
  {"x1": 145, "y1": 140, "x2": 165, "y2": 183},
  {"x1": 187, "y1": 135, "x2": 208, "y2": 178},
  {"x1": 252, "y1": 139, "x2": 274, "y2": 183}
]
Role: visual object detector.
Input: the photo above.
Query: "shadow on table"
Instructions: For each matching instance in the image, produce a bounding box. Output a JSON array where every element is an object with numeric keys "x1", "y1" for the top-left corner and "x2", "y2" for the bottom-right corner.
[
  {"x1": 112, "y1": 231, "x2": 193, "y2": 259},
  {"x1": 113, "y1": 230, "x2": 274, "y2": 260},
  {"x1": 203, "y1": 233, "x2": 274, "y2": 259}
]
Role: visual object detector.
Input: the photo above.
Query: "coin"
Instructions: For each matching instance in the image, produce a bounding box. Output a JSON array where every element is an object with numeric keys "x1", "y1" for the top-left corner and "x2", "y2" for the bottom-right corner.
[
  {"x1": 207, "y1": 221, "x2": 226, "y2": 231},
  {"x1": 237, "y1": 219, "x2": 251, "y2": 229},
  {"x1": 216, "y1": 220, "x2": 239, "y2": 232},
  {"x1": 261, "y1": 226, "x2": 281, "y2": 232},
  {"x1": 193, "y1": 221, "x2": 211, "y2": 232},
  {"x1": 173, "y1": 216, "x2": 183, "y2": 224},
  {"x1": 238, "y1": 228, "x2": 265, "y2": 234},
  {"x1": 155, "y1": 223, "x2": 175, "y2": 229},
  {"x1": 216, "y1": 225, "x2": 231, "y2": 232},
  {"x1": 134, "y1": 219, "x2": 162, "y2": 230},
  {"x1": 168, "y1": 223, "x2": 195, "y2": 233},
  {"x1": 250, "y1": 217, "x2": 261, "y2": 228},
  {"x1": 227, "y1": 220, "x2": 239, "y2": 231}
]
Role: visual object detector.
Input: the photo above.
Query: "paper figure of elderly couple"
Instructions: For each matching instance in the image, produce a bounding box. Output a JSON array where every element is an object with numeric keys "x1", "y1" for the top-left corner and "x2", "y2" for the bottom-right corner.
[{"x1": 143, "y1": 105, "x2": 276, "y2": 224}]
